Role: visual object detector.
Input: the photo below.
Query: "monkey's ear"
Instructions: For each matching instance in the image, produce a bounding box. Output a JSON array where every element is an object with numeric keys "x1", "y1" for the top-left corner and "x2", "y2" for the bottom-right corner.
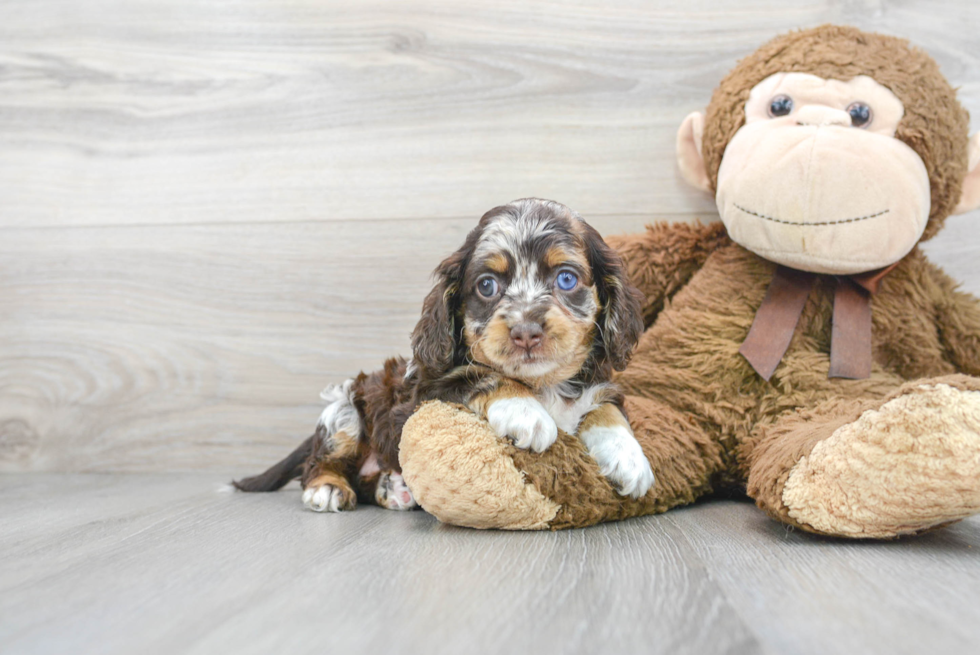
[
  {"x1": 676, "y1": 111, "x2": 712, "y2": 194},
  {"x1": 953, "y1": 133, "x2": 980, "y2": 215}
]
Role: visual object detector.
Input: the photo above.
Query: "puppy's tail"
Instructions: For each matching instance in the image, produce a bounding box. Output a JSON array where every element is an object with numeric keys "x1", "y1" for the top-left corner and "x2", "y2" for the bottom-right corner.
[{"x1": 232, "y1": 435, "x2": 314, "y2": 492}]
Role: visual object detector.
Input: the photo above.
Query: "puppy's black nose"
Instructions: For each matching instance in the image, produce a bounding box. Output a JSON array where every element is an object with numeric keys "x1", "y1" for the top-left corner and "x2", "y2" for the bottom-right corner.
[{"x1": 510, "y1": 323, "x2": 543, "y2": 350}]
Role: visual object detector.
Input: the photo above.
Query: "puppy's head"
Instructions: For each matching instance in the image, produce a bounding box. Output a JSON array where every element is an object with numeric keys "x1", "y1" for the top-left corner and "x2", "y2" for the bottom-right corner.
[{"x1": 411, "y1": 198, "x2": 643, "y2": 387}]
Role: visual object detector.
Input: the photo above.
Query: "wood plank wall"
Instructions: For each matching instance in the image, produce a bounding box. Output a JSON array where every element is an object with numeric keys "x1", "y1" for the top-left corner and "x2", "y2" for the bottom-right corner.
[{"x1": 2, "y1": 0, "x2": 978, "y2": 472}]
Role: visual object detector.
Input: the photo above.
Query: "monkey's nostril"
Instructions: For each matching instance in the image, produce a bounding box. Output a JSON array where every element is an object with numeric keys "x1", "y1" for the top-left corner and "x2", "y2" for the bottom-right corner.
[{"x1": 510, "y1": 323, "x2": 544, "y2": 350}]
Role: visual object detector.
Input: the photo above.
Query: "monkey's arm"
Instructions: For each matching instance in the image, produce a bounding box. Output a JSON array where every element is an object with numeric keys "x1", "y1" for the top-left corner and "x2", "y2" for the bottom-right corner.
[
  {"x1": 930, "y1": 265, "x2": 980, "y2": 376},
  {"x1": 605, "y1": 221, "x2": 730, "y2": 327}
]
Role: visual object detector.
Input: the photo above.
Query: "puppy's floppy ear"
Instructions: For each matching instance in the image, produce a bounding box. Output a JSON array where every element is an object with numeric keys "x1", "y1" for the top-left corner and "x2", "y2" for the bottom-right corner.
[
  {"x1": 410, "y1": 236, "x2": 474, "y2": 377},
  {"x1": 582, "y1": 223, "x2": 645, "y2": 371}
]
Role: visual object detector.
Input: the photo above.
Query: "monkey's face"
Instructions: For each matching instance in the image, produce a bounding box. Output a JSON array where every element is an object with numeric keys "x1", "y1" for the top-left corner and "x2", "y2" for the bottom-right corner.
[
  {"x1": 715, "y1": 73, "x2": 929, "y2": 275},
  {"x1": 678, "y1": 27, "x2": 980, "y2": 269}
]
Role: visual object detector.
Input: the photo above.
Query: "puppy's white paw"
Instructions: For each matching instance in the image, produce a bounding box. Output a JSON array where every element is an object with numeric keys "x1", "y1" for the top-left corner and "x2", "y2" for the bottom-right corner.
[
  {"x1": 302, "y1": 483, "x2": 356, "y2": 513},
  {"x1": 580, "y1": 425, "x2": 655, "y2": 498},
  {"x1": 487, "y1": 397, "x2": 559, "y2": 453},
  {"x1": 375, "y1": 471, "x2": 418, "y2": 511}
]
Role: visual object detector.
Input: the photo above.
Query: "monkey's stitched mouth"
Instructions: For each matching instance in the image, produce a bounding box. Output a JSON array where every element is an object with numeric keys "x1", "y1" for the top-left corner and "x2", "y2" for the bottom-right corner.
[{"x1": 733, "y1": 203, "x2": 890, "y2": 226}]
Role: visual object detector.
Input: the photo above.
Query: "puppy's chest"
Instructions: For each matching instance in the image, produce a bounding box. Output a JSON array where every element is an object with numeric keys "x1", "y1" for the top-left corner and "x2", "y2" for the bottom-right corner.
[{"x1": 535, "y1": 386, "x2": 604, "y2": 434}]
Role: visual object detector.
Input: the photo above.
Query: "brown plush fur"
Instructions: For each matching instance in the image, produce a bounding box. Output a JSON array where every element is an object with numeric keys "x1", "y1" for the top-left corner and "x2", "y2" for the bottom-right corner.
[
  {"x1": 605, "y1": 222, "x2": 731, "y2": 328},
  {"x1": 399, "y1": 26, "x2": 980, "y2": 536}
]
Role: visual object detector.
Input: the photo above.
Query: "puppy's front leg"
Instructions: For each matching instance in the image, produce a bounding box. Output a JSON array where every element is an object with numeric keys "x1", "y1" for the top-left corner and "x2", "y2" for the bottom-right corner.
[
  {"x1": 469, "y1": 379, "x2": 558, "y2": 453},
  {"x1": 578, "y1": 404, "x2": 655, "y2": 499}
]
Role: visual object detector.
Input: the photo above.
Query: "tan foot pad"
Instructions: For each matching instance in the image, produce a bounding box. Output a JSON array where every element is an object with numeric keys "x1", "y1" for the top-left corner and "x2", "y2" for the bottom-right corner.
[
  {"x1": 400, "y1": 401, "x2": 559, "y2": 530},
  {"x1": 783, "y1": 383, "x2": 980, "y2": 538}
]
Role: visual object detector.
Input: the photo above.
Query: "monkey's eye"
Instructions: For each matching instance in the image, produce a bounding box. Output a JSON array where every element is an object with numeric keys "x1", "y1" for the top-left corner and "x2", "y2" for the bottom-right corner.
[
  {"x1": 555, "y1": 270, "x2": 578, "y2": 292},
  {"x1": 476, "y1": 275, "x2": 499, "y2": 298},
  {"x1": 846, "y1": 102, "x2": 873, "y2": 128},
  {"x1": 768, "y1": 95, "x2": 794, "y2": 117}
]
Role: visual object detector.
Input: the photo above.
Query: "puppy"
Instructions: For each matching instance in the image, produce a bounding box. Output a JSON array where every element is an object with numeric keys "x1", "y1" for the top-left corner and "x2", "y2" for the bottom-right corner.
[{"x1": 234, "y1": 198, "x2": 655, "y2": 511}]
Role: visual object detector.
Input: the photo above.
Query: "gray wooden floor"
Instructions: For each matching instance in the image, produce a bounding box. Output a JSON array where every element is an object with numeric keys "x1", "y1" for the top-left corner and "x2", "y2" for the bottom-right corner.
[{"x1": 2, "y1": 474, "x2": 980, "y2": 655}]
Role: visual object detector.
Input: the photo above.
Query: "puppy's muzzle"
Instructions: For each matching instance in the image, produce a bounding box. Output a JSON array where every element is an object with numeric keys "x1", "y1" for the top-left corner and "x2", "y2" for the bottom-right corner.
[{"x1": 510, "y1": 322, "x2": 543, "y2": 352}]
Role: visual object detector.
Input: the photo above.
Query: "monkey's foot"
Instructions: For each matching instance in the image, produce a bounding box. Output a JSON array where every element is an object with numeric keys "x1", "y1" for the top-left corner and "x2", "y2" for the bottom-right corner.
[{"x1": 782, "y1": 382, "x2": 980, "y2": 538}]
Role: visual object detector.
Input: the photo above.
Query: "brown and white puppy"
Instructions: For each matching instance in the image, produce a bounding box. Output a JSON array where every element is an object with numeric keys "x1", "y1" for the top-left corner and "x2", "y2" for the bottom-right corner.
[{"x1": 233, "y1": 198, "x2": 654, "y2": 511}]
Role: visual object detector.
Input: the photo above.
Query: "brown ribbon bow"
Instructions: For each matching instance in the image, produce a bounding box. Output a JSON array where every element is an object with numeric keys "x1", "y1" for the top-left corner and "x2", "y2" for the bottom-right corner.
[{"x1": 739, "y1": 264, "x2": 897, "y2": 381}]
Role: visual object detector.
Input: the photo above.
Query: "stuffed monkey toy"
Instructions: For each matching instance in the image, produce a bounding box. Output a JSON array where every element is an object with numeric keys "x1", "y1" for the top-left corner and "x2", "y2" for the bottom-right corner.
[{"x1": 398, "y1": 25, "x2": 980, "y2": 537}]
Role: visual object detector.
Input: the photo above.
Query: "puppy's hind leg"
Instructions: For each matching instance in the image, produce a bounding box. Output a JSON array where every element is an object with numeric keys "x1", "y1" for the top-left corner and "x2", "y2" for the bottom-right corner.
[
  {"x1": 376, "y1": 471, "x2": 418, "y2": 510},
  {"x1": 354, "y1": 452, "x2": 418, "y2": 511},
  {"x1": 301, "y1": 379, "x2": 365, "y2": 513},
  {"x1": 301, "y1": 428, "x2": 360, "y2": 512}
]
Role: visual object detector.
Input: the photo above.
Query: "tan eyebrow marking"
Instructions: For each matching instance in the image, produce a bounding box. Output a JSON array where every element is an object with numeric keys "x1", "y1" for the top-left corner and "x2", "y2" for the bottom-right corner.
[
  {"x1": 484, "y1": 253, "x2": 510, "y2": 274},
  {"x1": 545, "y1": 246, "x2": 587, "y2": 270}
]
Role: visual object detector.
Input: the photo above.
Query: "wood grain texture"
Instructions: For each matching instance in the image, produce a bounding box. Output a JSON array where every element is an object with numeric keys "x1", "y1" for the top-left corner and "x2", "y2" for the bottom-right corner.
[
  {"x1": 0, "y1": 474, "x2": 980, "y2": 655},
  {"x1": 4, "y1": 474, "x2": 980, "y2": 655},
  {"x1": 672, "y1": 500, "x2": 980, "y2": 655},
  {"x1": 0, "y1": 0, "x2": 979, "y2": 472},
  {"x1": 0, "y1": 474, "x2": 762, "y2": 655},
  {"x1": 0, "y1": 0, "x2": 978, "y2": 227}
]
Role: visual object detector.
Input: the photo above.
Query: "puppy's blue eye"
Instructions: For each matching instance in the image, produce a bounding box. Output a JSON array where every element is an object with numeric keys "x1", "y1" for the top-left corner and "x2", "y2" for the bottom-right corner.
[
  {"x1": 477, "y1": 276, "x2": 499, "y2": 298},
  {"x1": 768, "y1": 95, "x2": 793, "y2": 117},
  {"x1": 555, "y1": 270, "x2": 578, "y2": 291}
]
